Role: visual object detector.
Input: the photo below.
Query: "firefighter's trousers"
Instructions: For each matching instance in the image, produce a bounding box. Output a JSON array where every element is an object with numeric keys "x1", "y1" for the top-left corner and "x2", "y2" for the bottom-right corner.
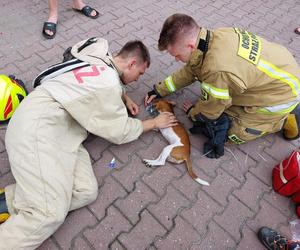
[
  {"x1": 225, "y1": 105, "x2": 287, "y2": 143},
  {"x1": 0, "y1": 89, "x2": 98, "y2": 250}
]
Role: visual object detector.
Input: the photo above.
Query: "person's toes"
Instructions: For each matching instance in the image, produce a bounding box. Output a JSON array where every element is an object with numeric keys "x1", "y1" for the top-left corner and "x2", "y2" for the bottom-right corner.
[
  {"x1": 45, "y1": 19, "x2": 56, "y2": 36},
  {"x1": 42, "y1": 22, "x2": 57, "y2": 39},
  {"x1": 90, "y1": 9, "x2": 97, "y2": 17},
  {"x1": 45, "y1": 17, "x2": 57, "y2": 37},
  {"x1": 45, "y1": 30, "x2": 54, "y2": 36}
]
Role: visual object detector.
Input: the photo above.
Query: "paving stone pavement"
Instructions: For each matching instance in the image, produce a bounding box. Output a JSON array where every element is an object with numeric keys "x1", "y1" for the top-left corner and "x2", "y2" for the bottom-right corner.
[{"x1": 1, "y1": 0, "x2": 300, "y2": 249}]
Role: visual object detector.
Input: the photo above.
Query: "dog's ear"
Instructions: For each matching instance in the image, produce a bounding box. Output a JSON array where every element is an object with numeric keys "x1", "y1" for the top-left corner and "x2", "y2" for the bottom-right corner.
[{"x1": 166, "y1": 100, "x2": 176, "y2": 106}]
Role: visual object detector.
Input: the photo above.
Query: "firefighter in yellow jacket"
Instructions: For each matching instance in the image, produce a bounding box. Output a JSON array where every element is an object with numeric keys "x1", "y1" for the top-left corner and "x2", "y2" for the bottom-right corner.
[
  {"x1": 145, "y1": 13, "x2": 300, "y2": 159},
  {"x1": 0, "y1": 38, "x2": 177, "y2": 249}
]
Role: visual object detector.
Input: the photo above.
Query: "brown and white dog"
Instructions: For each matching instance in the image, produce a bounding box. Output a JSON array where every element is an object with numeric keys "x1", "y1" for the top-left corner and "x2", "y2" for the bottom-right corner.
[{"x1": 143, "y1": 100, "x2": 210, "y2": 186}]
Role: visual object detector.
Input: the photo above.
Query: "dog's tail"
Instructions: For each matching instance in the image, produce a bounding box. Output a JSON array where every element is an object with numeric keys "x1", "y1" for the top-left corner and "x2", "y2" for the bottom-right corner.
[{"x1": 185, "y1": 158, "x2": 210, "y2": 186}]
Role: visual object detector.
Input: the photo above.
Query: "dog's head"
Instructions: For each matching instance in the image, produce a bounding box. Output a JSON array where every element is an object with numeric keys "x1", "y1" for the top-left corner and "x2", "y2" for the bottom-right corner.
[
  {"x1": 146, "y1": 99, "x2": 176, "y2": 117},
  {"x1": 153, "y1": 99, "x2": 176, "y2": 113}
]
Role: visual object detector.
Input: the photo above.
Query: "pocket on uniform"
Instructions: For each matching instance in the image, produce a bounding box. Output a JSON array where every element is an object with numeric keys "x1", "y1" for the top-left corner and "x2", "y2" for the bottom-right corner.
[
  {"x1": 245, "y1": 127, "x2": 263, "y2": 135},
  {"x1": 228, "y1": 121, "x2": 263, "y2": 144}
]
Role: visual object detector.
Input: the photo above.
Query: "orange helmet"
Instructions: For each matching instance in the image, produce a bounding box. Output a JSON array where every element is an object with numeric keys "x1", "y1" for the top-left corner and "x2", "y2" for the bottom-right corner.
[{"x1": 0, "y1": 75, "x2": 27, "y2": 122}]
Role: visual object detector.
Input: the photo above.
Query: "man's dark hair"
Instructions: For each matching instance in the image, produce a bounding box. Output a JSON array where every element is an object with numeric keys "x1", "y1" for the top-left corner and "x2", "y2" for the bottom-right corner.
[
  {"x1": 117, "y1": 40, "x2": 151, "y2": 67},
  {"x1": 158, "y1": 13, "x2": 199, "y2": 51}
]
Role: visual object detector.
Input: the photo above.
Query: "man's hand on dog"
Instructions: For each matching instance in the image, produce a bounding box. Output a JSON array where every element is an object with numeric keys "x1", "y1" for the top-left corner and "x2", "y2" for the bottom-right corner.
[
  {"x1": 145, "y1": 95, "x2": 194, "y2": 116},
  {"x1": 154, "y1": 112, "x2": 178, "y2": 128},
  {"x1": 142, "y1": 111, "x2": 177, "y2": 132}
]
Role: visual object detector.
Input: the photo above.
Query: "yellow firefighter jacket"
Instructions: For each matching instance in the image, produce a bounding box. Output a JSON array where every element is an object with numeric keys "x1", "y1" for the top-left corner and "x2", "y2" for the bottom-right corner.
[{"x1": 154, "y1": 27, "x2": 300, "y2": 123}]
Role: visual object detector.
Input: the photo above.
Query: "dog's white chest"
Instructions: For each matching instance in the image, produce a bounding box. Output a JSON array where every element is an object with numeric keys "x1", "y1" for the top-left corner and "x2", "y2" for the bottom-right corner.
[{"x1": 159, "y1": 127, "x2": 182, "y2": 146}]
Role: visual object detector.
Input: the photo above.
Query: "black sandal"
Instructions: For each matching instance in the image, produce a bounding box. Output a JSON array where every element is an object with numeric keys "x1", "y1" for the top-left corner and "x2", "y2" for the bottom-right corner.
[
  {"x1": 42, "y1": 22, "x2": 57, "y2": 39},
  {"x1": 295, "y1": 27, "x2": 300, "y2": 35},
  {"x1": 73, "y1": 5, "x2": 99, "y2": 19}
]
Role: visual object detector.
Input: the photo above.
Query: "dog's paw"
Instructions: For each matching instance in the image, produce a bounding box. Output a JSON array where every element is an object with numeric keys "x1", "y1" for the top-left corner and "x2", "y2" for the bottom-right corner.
[{"x1": 142, "y1": 159, "x2": 153, "y2": 168}]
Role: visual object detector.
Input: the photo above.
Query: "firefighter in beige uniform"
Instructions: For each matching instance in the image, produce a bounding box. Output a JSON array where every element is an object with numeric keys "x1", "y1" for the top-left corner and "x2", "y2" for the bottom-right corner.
[
  {"x1": 0, "y1": 38, "x2": 177, "y2": 249},
  {"x1": 146, "y1": 14, "x2": 300, "y2": 158}
]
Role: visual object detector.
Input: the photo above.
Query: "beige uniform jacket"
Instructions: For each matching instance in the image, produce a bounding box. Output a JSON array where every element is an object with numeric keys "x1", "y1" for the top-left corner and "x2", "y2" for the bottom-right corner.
[
  {"x1": 41, "y1": 38, "x2": 143, "y2": 144},
  {"x1": 154, "y1": 28, "x2": 300, "y2": 123}
]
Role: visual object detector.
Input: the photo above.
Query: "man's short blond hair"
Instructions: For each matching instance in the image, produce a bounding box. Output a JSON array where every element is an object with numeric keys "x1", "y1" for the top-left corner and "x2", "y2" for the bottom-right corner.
[{"x1": 158, "y1": 13, "x2": 199, "y2": 51}]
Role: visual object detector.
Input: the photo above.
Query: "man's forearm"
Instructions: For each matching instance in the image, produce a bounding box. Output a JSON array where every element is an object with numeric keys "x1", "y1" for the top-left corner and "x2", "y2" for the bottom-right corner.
[
  {"x1": 122, "y1": 93, "x2": 129, "y2": 103},
  {"x1": 142, "y1": 119, "x2": 156, "y2": 132}
]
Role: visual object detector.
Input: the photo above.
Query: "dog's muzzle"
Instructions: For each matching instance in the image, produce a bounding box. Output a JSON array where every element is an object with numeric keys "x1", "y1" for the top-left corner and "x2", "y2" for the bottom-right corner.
[{"x1": 146, "y1": 103, "x2": 159, "y2": 117}]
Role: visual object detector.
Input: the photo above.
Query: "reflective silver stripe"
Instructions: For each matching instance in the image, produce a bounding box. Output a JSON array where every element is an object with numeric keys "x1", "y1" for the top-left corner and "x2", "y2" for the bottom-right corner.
[
  {"x1": 261, "y1": 99, "x2": 299, "y2": 113},
  {"x1": 257, "y1": 59, "x2": 300, "y2": 97},
  {"x1": 256, "y1": 58, "x2": 300, "y2": 114},
  {"x1": 41, "y1": 62, "x2": 89, "y2": 83},
  {"x1": 279, "y1": 162, "x2": 288, "y2": 184},
  {"x1": 201, "y1": 82, "x2": 230, "y2": 100},
  {"x1": 33, "y1": 59, "x2": 90, "y2": 87}
]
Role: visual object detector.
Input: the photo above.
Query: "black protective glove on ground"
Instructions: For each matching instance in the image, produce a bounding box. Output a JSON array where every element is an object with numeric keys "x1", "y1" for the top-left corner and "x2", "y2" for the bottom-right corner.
[
  {"x1": 190, "y1": 113, "x2": 231, "y2": 159},
  {"x1": 203, "y1": 141, "x2": 224, "y2": 159}
]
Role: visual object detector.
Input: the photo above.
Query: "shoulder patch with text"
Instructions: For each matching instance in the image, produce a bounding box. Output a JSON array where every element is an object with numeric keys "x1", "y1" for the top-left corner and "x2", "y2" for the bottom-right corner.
[{"x1": 234, "y1": 28, "x2": 262, "y2": 65}]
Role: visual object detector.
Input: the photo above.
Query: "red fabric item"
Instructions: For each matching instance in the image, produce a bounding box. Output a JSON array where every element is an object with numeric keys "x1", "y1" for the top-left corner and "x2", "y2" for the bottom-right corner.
[
  {"x1": 273, "y1": 150, "x2": 300, "y2": 196},
  {"x1": 296, "y1": 205, "x2": 300, "y2": 218},
  {"x1": 292, "y1": 190, "x2": 300, "y2": 203}
]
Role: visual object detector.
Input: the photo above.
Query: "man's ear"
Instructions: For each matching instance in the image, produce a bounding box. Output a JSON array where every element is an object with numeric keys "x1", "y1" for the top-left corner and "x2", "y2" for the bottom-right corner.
[
  {"x1": 166, "y1": 100, "x2": 176, "y2": 106},
  {"x1": 187, "y1": 43, "x2": 196, "y2": 51},
  {"x1": 128, "y1": 58, "x2": 137, "y2": 69}
]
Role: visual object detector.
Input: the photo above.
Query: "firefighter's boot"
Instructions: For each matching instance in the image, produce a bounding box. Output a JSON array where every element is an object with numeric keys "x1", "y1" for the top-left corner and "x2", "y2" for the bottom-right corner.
[
  {"x1": 258, "y1": 226, "x2": 300, "y2": 250},
  {"x1": 0, "y1": 188, "x2": 9, "y2": 224},
  {"x1": 283, "y1": 104, "x2": 300, "y2": 140}
]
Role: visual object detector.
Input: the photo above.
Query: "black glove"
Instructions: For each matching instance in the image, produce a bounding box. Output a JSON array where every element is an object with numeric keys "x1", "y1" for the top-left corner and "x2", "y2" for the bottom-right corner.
[
  {"x1": 147, "y1": 89, "x2": 157, "y2": 98},
  {"x1": 189, "y1": 120, "x2": 208, "y2": 135},
  {"x1": 202, "y1": 113, "x2": 230, "y2": 159},
  {"x1": 189, "y1": 113, "x2": 211, "y2": 138},
  {"x1": 63, "y1": 37, "x2": 97, "y2": 62},
  {"x1": 189, "y1": 113, "x2": 230, "y2": 159},
  {"x1": 147, "y1": 88, "x2": 161, "y2": 99},
  {"x1": 203, "y1": 141, "x2": 224, "y2": 158}
]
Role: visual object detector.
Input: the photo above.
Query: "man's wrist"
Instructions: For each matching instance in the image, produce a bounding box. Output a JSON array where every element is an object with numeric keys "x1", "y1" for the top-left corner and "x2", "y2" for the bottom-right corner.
[
  {"x1": 147, "y1": 90, "x2": 156, "y2": 97},
  {"x1": 142, "y1": 118, "x2": 157, "y2": 132},
  {"x1": 148, "y1": 86, "x2": 162, "y2": 98},
  {"x1": 152, "y1": 117, "x2": 158, "y2": 129},
  {"x1": 122, "y1": 93, "x2": 128, "y2": 102}
]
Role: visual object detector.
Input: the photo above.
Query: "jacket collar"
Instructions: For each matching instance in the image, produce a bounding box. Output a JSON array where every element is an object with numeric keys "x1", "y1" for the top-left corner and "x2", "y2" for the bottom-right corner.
[
  {"x1": 110, "y1": 58, "x2": 126, "y2": 85},
  {"x1": 189, "y1": 27, "x2": 211, "y2": 67}
]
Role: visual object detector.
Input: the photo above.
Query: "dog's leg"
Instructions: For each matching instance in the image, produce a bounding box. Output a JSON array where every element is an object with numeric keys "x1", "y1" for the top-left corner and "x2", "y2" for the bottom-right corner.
[{"x1": 143, "y1": 144, "x2": 176, "y2": 168}]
